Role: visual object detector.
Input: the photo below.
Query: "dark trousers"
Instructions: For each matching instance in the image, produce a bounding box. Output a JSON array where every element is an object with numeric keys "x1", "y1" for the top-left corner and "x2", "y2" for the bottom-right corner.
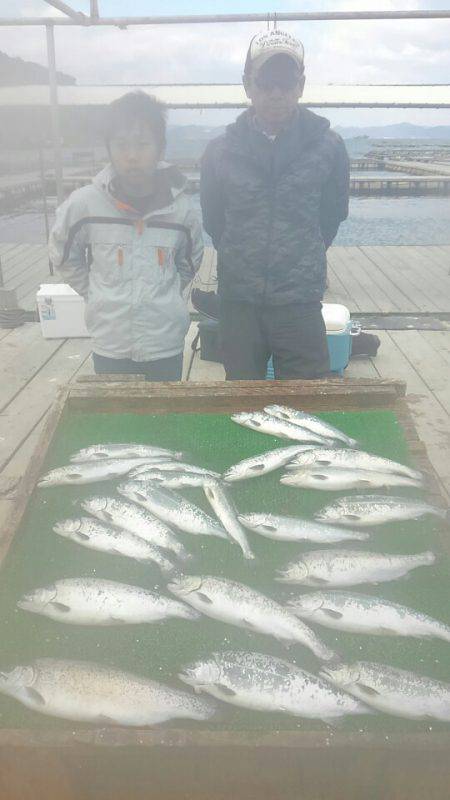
[
  {"x1": 219, "y1": 300, "x2": 330, "y2": 380},
  {"x1": 92, "y1": 352, "x2": 183, "y2": 382}
]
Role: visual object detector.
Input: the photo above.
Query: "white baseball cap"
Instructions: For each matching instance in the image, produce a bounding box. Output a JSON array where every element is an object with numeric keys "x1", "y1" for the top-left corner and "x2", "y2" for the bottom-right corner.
[{"x1": 245, "y1": 30, "x2": 305, "y2": 74}]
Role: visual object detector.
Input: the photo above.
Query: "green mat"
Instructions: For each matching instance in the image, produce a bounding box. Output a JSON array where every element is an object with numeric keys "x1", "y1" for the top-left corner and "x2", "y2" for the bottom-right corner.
[{"x1": 0, "y1": 409, "x2": 448, "y2": 733}]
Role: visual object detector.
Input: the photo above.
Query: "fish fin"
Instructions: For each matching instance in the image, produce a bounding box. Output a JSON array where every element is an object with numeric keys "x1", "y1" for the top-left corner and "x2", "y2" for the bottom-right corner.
[
  {"x1": 308, "y1": 576, "x2": 330, "y2": 586},
  {"x1": 376, "y1": 627, "x2": 397, "y2": 636},
  {"x1": 74, "y1": 531, "x2": 90, "y2": 542},
  {"x1": 343, "y1": 514, "x2": 361, "y2": 522},
  {"x1": 50, "y1": 601, "x2": 71, "y2": 613},
  {"x1": 315, "y1": 459, "x2": 332, "y2": 467},
  {"x1": 26, "y1": 688, "x2": 46, "y2": 705},
  {"x1": 242, "y1": 618, "x2": 257, "y2": 629},
  {"x1": 311, "y1": 474, "x2": 329, "y2": 481},
  {"x1": 95, "y1": 715, "x2": 116, "y2": 725},
  {"x1": 322, "y1": 608, "x2": 344, "y2": 620},
  {"x1": 356, "y1": 683, "x2": 381, "y2": 698},
  {"x1": 214, "y1": 683, "x2": 237, "y2": 697},
  {"x1": 196, "y1": 592, "x2": 213, "y2": 604},
  {"x1": 103, "y1": 510, "x2": 114, "y2": 522},
  {"x1": 110, "y1": 548, "x2": 123, "y2": 556},
  {"x1": 249, "y1": 464, "x2": 265, "y2": 472},
  {"x1": 109, "y1": 616, "x2": 126, "y2": 624},
  {"x1": 260, "y1": 524, "x2": 278, "y2": 533}
]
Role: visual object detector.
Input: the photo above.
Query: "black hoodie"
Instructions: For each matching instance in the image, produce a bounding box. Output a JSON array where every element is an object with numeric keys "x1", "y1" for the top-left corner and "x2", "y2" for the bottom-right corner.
[{"x1": 201, "y1": 106, "x2": 349, "y2": 305}]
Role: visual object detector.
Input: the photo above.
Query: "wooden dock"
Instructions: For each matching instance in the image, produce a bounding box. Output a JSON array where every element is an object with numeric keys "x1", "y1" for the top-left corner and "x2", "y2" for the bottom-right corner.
[{"x1": 0, "y1": 242, "x2": 449, "y2": 530}]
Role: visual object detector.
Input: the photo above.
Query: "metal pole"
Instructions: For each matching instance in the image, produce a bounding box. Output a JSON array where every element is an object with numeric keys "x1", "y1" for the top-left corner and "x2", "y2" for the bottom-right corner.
[
  {"x1": 46, "y1": 23, "x2": 64, "y2": 206},
  {"x1": 90, "y1": 1, "x2": 99, "y2": 19},
  {"x1": 3, "y1": 10, "x2": 450, "y2": 26},
  {"x1": 43, "y1": 1, "x2": 87, "y2": 23}
]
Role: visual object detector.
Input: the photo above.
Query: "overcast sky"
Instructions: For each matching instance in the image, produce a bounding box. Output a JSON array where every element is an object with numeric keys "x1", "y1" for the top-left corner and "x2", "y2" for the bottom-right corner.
[{"x1": 2, "y1": 0, "x2": 450, "y2": 128}]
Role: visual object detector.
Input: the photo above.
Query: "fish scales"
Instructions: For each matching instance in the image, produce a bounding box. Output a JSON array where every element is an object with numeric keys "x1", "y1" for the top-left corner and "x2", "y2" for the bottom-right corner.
[
  {"x1": 179, "y1": 651, "x2": 368, "y2": 722},
  {"x1": 277, "y1": 549, "x2": 436, "y2": 587},
  {"x1": 203, "y1": 479, "x2": 254, "y2": 559},
  {"x1": 287, "y1": 590, "x2": 450, "y2": 641},
  {"x1": 281, "y1": 466, "x2": 423, "y2": 491},
  {"x1": 222, "y1": 445, "x2": 316, "y2": 482},
  {"x1": 168, "y1": 575, "x2": 336, "y2": 661},
  {"x1": 231, "y1": 412, "x2": 332, "y2": 445},
  {"x1": 286, "y1": 448, "x2": 423, "y2": 481},
  {"x1": 238, "y1": 513, "x2": 369, "y2": 543},
  {"x1": 38, "y1": 458, "x2": 170, "y2": 487},
  {"x1": 321, "y1": 661, "x2": 450, "y2": 721},
  {"x1": 264, "y1": 405, "x2": 358, "y2": 448},
  {"x1": 53, "y1": 516, "x2": 181, "y2": 564},
  {"x1": 81, "y1": 496, "x2": 187, "y2": 562},
  {"x1": 17, "y1": 578, "x2": 200, "y2": 626},
  {"x1": 0, "y1": 659, "x2": 216, "y2": 726},
  {"x1": 71, "y1": 444, "x2": 182, "y2": 462},
  {"x1": 315, "y1": 494, "x2": 448, "y2": 526},
  {"x1": 118, "y1": 482, "x2": 228, "y2": 539}
]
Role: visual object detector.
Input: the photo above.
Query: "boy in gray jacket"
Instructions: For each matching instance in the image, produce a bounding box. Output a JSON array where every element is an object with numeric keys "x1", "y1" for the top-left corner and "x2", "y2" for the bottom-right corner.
[{"x1": 49, "y1": 92, "x2": 203, "y2": 380}]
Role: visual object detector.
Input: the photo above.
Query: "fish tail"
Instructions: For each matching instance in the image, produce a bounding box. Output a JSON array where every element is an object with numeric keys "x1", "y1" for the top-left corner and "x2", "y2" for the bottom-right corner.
[
  {"x1": 419, "y1": 551, "x2": 436, "y2": 566},
  {"x1": 437, "y1": 626, "x2": 450, "y2": 644}
]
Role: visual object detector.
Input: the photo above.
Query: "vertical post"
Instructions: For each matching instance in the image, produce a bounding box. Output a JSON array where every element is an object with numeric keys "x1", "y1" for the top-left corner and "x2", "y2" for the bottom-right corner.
[{"x1": 46, "y1": 23, "x2": 64, "y2": 206}]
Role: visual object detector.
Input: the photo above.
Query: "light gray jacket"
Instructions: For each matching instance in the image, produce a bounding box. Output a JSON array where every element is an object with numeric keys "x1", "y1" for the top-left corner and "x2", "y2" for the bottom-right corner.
[{"x1": 49, "y1": 163, "x2": 203, "y2": 361}]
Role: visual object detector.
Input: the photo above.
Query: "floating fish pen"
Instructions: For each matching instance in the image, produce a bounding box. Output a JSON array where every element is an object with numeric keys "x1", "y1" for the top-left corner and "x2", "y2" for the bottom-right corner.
[{"x1": 0, "y1": 377, "x2": 449, "y2": 800}]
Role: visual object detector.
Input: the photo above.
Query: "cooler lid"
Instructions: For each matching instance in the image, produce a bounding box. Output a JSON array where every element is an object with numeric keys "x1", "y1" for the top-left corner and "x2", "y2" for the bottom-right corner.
[
  {"x1": 322, "y1": 303, "x2": 351, "y2": 333},
  {"x1": 37, "y1": 283, "x2": 82, "y2": 299}
]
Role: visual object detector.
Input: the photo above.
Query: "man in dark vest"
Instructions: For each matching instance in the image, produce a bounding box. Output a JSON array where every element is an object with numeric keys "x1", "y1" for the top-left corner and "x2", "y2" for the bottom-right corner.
[{"x1": 201, "y1": 29, "x2": 350, "y2": 379}]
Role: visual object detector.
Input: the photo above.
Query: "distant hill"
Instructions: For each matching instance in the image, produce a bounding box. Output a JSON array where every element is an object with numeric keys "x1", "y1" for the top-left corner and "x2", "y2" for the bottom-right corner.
[
  {"x1": 335, "y1": 123, "x2": 450, "y2": 140},
  {"x1": 0, "y1": 50, "x2": 76, "y2": 86},
  {"x1": 166, "y1": 125, "x2": 225, "y2": 160}
]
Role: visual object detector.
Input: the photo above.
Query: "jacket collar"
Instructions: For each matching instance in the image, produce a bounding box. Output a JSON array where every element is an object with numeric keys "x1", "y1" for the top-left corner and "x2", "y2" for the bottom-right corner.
[
  {"x1": 224, "y1": 106, "x2": 331, "y2": 174},
  {"x1": 93, "y1": 162, "x2": 187, "y2": 219}
]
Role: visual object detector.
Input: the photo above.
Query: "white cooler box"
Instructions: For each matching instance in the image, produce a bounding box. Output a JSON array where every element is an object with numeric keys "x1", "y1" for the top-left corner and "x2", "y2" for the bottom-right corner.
[{"x1": 37, "y1": 284, "x2": 89, "y2": 339}]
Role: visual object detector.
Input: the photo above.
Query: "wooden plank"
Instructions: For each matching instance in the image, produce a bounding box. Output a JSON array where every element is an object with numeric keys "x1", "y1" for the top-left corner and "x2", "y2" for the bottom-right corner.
[
  {"x1": 67, "y1": 377, "x2": 406, "y2": 417},
  {"x1": 346, "y1": 357, "x2": 380, "y2": 379},
  {"x1": 366, "y1": 246, "x2": 436, "y2": 312},
  {"x1": 390, "y1": 330, "x2": 450, "y2": 416},
  {"x1": 398, "y1": 246, "x2": 450, "y2": 297},
  {"x1": 325, "y1": 253, "x2": 355, "y2": 306},
  {"x1": 357, "y1": 246, "x2": 422, "y2": 312},
  {"x1": 0, "y1": 324, "x2": 64, "y2": 413},
  {"x1": 327, "y1": 248, "x2": 365, "y2": 311},
  {"x1": 341, "y1": 246, "x2": 401, "y2": 312},
  {"x1": 0, "y1": 337, "x2": 93, "y2": 473},
  {"x1": 373, "y1": 331, "x2": 450, "y2": 500},
  {"x1": 385, "y1": 247, "x2": 447, "y2": 311}
]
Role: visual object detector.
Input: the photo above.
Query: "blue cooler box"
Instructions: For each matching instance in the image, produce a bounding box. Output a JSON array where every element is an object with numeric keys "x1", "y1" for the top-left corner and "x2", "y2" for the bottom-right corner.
[{"x1": 266, "y1": 303, "x2": 355, "y2": 378}]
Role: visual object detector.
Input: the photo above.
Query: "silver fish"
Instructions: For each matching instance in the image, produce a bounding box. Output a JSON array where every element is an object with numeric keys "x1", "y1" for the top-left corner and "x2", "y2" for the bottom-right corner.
[
  {"x1": 281, "y1": 466, "x2": 423, "y2": 491},
  {"x1": 277, "y1": 549, "x2": 435, "y2": 587},
  {"x1": 238, "y1": 513, "x2": 369, "y2": 544},
  {"x1": 130, "y1": 462, "x2": 220, "y2": 479},
  {"x1": 179, "y1": 651, "x2": 368, "y2": 723},
  {"x1": 117, "y1": 482, "x2": 228, "y2": 539},
  {"x1": 222, "y1": 445, "x2": 316, "y2": 482},
  {"x1": 80, "y1": 496, "x2": 181, "y2": 569},
  {"x1": 38, "y1": 458, "x2": 166, "y2": 487},
  {"x1": 53, "y1": 516, "x2": 185, "y2": 564},
  {"x1": 17, "y1": 578, "x2": 200, "y2": 626},
  {"x1": 264, "y1": 405, "x2": 358, "y2": 447},
  {"x1": 168, "y1": 575, "x2": 336, "y2": 661},
  {"x1": 203, "y1": 479, "x2": 254, "y2": 560},
  {"x1": 134, "y1": 471, "x2": 213, "y2": 489},
  {"x1": 231, "y1": 412, "x2": 332, "y2": 445},
  {"x1": 0, "y1": 658, "x2": 216, "y2": 726},
  {"x1": 287, "y1": 590, "x2": 450, "y2": 642},
  {"x1": 320, "y1": 661, "x2": 450, "y2": 721},
  {"x1": 71, "y1": 444, "x2": 182, "y2": 462},
  {"x1": 315, "y1": 494, "x2": 449, "y2": 527},
  {"x1": 286, "y1": 448, "x2": 423, "y2": 481}
]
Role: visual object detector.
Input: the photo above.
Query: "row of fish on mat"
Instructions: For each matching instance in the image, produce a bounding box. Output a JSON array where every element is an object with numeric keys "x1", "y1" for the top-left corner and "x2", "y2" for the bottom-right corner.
[{"x1": 1, "y1": 405, "x2": 449, "y2": 727}]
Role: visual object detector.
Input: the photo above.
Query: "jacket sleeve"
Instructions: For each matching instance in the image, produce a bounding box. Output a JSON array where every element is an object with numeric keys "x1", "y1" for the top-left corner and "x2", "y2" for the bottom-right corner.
[
  {"x1": 200, "y1": 140, "x2": 225, "y2": 250},
  {"x1": 175, "y1": 206, "x2": 204, "y2": 291},
  {"x1": 319, "y1": 135, "x2": 350, "y2": 250},
  {"x1": 48, "y1": 197, "x2": 89, "y2": 298}
]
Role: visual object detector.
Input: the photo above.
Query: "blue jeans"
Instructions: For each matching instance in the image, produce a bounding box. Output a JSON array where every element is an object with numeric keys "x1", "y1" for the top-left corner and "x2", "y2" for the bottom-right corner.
[{"x1": 92, "y1": 352, "x2": 183, "y2": 381}]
